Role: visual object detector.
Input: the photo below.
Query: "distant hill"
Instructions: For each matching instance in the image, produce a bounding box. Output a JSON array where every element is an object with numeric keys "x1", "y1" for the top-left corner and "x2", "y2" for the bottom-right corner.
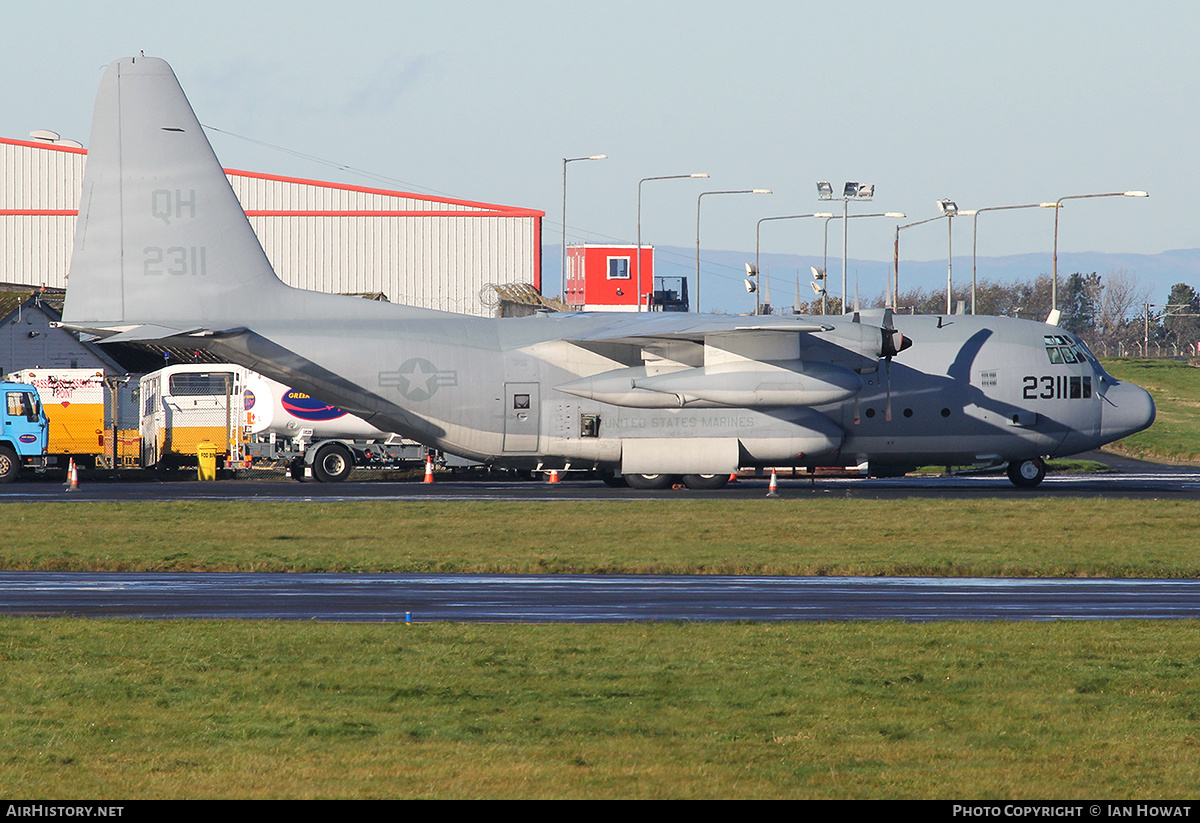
[{"x1": 544, "y1": 245, "x2": 1200, "y2": 315}]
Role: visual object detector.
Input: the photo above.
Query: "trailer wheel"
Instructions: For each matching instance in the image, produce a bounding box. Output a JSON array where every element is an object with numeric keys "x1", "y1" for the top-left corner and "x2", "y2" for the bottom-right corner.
[
  {"x1": 289, "y1": 458, "x2": 307, "y2": 482},
  {"x1": 312, "y1": 442, "x2": 354, "y2": 483},
  {"x1": 0, "y1": 446, "x2": 17, "y2": 483}
]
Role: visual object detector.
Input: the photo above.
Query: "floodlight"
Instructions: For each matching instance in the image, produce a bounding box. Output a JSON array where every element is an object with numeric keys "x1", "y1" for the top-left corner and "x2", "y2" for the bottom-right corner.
[
  {"x1": 937, "y1": 199, "x2": 958, "y2": 216},
  {"x1": 816, "y1": 181, "x2": 833, "y2": 199}
]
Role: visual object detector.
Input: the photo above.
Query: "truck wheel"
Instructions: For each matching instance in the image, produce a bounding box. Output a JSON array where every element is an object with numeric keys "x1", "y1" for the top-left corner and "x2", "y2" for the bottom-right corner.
[
  {"x1": 289, "y1": 458, "x2": 307, "y2": 482},
  {"x1": 0, "y1": 446, "x2": 17, "y2": 483},
  {"x1": 1006, "y1": 457, "x2": 1046, "y2": 488},
  {"x1": 312, "y1": 443, "x2": 354, "y2": 483},
  {"x1": 681, "y1": 473, "x2": 729, "y2": 490},
  {"x1": 623, "y1": 473, "x2": 677, "y2": 490}
]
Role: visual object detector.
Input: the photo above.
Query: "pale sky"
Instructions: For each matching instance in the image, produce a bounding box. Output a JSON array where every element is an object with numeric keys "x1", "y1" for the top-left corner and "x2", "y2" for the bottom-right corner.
[{"x1": 5, "y1": 1, "x2": 1195, "y2": 289}]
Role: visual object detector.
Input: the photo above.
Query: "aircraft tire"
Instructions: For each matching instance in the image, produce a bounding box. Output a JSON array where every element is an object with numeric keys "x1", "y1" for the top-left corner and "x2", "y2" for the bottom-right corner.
[
  {"x1": 1006, "y1": 457, "x2": 1046, "y2": 488},
  {"x1": 0, "y1": 446, "x2": 17, "y2": 483},
  {"x1": 623, "y1": 473, "x2": 677, "y2": 490},
  {"x1": 312, "y1": 442, "x2": 354, "y2": 483},
  {"x1": 681, "y1": 473, "x2": 729, "y2": 490}
]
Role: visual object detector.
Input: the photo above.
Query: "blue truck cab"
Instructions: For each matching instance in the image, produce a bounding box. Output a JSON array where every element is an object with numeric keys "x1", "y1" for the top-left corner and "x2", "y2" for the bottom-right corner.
[{"x1": 0, "y1": 381, "x2": 49, "y2": 482}]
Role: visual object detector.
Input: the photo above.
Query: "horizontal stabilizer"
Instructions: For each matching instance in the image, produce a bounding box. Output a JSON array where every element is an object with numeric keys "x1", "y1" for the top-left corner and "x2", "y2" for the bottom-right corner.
[{"x1": 73, "y1": 323, "x2": 207, "y2": 343}]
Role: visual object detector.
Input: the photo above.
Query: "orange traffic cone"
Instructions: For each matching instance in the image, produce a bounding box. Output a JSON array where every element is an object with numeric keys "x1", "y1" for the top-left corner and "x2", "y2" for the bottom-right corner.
[
  {"x1": 548, "y1": 469, "x2": 559, "y2": 483},
  {"x1": 766, "y1": 468, "x2": 779, "y2": 498},
  {"x1": 423, "y1": 455, "x2": 435, "y2": 483},
  {"x1": 63, "y1": 458, "x2": 74, "y2": 487},
  {"x1": 66, "y1": 460, "x2": 80, "y2": 492}
]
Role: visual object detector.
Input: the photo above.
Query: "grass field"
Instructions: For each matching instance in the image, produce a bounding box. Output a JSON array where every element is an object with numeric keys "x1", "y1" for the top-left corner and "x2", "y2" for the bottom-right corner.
[
  {"x1": 1104, "y1": 358, "x2": 1200, "y2": 463},
  {"x1": 4, "y1": 619, "x2": 1200, "y2": 799},
  {"x1": 3, "y1": 498, "x2": 1200, "y2": 577}
]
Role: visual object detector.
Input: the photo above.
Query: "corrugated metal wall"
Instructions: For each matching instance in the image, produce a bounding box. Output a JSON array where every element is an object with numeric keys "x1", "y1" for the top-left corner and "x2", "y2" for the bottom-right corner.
[
  {"x1": 0, "y1": 140, "x2": 84, "y2": 291},
  {"x1": 1, "y1": 138, "x2": 542, "y2": 316}
]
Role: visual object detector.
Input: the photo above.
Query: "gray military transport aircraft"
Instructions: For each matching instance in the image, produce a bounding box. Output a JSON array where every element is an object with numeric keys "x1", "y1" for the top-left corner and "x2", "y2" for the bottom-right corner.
[{"x1": 61, "y1": 56, "x2": 1155, "y2": 489}]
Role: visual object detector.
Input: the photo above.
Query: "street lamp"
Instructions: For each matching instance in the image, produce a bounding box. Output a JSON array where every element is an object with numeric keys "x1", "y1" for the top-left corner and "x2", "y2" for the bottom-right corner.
[
  {"x1": 561, "y1": 154, "x2": 607, "y2": 302},
  {"x1": 817, "y1": 181, "x2": 876, "y2": 309},
  {"x1": 638, "y1": 173, "x2": 708, "y2": 311},
  {"x1": 965, "y1": 203, "x2": 1058, "y2": 315},
  {"x1": 752, "y1": 213, "x2": 833, "y2": 315},
  {"x1": 820, "y1": 211, "x2": 906, "y2": 313},
  {"x1": 696, "y1": 189, "x2": 772, "y2": 313},
  {"x1": 893, "y1": 213, "x2": 947, "y2": 310},
  {"x1": 937, "y1": 199, "x2": 959, "y2": 315},
  {"x1": 1050, "y1": 190, "x2": 1148, "y2": 311}
]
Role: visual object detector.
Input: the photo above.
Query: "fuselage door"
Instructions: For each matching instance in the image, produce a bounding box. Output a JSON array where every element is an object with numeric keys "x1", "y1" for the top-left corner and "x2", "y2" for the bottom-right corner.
[{"x1": 503, "y1": 382, "x2": 540, "y2": 452}]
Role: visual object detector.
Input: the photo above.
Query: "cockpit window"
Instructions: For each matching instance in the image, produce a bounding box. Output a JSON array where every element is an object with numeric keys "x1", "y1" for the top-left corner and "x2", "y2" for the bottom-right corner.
[{"x1": 1044, "y1": 334, "x2": 1087, "y2": 366}]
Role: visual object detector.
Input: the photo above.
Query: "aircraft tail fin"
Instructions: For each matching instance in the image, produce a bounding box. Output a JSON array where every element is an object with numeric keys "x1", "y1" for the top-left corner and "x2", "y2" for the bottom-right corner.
[{"x1": 62, "y1": 56, "x2": 287, "y2": 337}]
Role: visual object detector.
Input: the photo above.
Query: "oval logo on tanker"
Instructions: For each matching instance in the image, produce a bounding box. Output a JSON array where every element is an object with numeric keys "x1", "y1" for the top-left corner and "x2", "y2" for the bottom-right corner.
[
  {"x1": 281, "y1": 390, "x2": 348, "y2": 422},
  {"x1": 18, "y1": 434, "x2": 38, "y2": 444},
  {"x1": 243, "y1": 389, "x2": 256, "y2": 411}
]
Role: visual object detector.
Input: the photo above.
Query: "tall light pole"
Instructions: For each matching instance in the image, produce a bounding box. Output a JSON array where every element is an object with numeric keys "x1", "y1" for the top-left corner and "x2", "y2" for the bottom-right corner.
[
  {"x1": 819, "y1": 212, "x2": 905, "y2": 313},
  {"x1": 966, "y1": 203, "x2": 1058, "y2": 315},
  {"x1": 561, "y1": 154, "x2": 607, "y2": 302},
  {"x1": 753, "y1": 213, "x2": 833, "y2": 315},
  {"x1": 638, "y1": 173, "x2": 708, "y2": 311},
  {"x1": 1050, "y1": 190, "x2": 1148, "y2": 311},
  {"x1": 937, "y1": 199, "x2": 959, "y2": 314},
  {"x1": 696, "y1": 189, "x2": 771, "y2": 313},
  {"x1": 817, "y1": 181, "x2": 875, "y2": 309},
  {"x1": 893, "y1": 214, "x2": 947, "y2": 310}
]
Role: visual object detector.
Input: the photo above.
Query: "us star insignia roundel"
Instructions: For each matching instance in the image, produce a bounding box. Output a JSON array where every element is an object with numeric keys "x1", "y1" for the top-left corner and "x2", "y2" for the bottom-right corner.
[{"x1": 379, "y1": 358, "x2": 459, "y2": 401}]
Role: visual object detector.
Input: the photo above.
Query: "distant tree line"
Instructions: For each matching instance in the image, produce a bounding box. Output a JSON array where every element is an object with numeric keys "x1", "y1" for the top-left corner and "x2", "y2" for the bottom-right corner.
[{"x1": 782, "y1": 270, "x2": 1200, "y2": 358}]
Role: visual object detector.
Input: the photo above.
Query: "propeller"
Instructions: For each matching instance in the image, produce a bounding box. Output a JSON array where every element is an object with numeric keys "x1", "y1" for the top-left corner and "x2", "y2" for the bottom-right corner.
[{"x1": 878, "y1": 309, "x2": 910, "y2": 422}]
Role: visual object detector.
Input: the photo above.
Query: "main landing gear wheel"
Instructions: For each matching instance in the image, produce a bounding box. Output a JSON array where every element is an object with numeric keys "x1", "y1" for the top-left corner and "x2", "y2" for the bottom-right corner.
[
  {"x1": 1006, "y1": 457, "x2": 1046, "y2": 488},
  {"x1": 681, "y1": 473, "x2": 729, "y2": 490},
  {"x1": 623, "y1": 473, "x2": 678, "y2": 490},
  {"x1": 312, "y1": 442, "x2": 354, "y2": 483}
]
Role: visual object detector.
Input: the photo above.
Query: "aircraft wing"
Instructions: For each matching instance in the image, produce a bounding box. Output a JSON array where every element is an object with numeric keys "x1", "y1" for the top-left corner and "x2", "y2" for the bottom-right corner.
[
  {"x1": 549, "y1": 313, "x2": 902, "y2": 410},
  {"x1": 554, "y1": 312, "x2": 834, "y2": 346},
  {"x1": 552, "y1": 310, "x2": 904, "y2": 362}
]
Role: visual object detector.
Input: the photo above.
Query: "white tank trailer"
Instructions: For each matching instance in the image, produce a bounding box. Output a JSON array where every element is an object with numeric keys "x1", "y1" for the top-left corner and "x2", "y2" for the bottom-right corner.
[{"x1": 240, "y1": 371, "x2": 427, "y2": 482}]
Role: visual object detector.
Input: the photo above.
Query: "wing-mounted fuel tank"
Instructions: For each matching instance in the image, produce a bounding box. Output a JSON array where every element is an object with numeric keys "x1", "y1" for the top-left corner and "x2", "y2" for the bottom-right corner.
[{"x1": 556, "y1": 360, "x2": 863, "y2": 409}]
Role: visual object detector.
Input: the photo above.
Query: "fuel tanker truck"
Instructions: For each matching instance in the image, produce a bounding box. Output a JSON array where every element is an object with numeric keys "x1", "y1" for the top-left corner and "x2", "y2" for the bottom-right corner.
[{"x1": 241, "y1": 371, "x2": 426, "y2": 482}]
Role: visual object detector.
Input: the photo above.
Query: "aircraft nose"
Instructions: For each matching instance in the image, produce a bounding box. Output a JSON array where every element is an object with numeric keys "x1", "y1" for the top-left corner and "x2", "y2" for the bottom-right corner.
[{"x1": 1100, "y1": 380, "x2": 1156, "y2": 442}]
